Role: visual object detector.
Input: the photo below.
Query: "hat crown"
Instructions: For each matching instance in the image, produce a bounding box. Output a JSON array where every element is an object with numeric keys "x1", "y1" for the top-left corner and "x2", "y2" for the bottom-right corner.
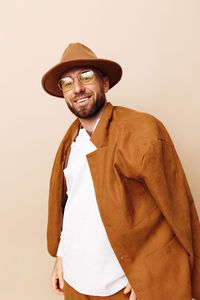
[{"x1": 60, "y1": 42, "x2": 97, "y2": 62}]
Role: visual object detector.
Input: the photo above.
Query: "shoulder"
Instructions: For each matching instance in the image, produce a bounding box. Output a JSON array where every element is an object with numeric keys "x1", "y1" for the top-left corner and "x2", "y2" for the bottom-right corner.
[{"x1": 112, "y1": 105, "x2": 172, "y2": 143}]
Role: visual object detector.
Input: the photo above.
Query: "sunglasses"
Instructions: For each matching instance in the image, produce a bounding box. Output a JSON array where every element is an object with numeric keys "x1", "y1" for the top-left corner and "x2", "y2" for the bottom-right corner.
[{"x1": 58, "y1": 69, "x2": 95, "y2": 92}]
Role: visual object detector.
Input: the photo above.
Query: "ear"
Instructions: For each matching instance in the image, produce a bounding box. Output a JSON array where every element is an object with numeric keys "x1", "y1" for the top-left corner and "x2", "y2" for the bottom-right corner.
[{"x1": 103, "y1": 76, "x2": 109, "y2": 93}]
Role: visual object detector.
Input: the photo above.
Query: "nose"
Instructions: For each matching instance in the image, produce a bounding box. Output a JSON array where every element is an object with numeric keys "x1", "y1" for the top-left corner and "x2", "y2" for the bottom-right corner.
[{"x1": 73, "y1": 78, "x2": 85, "y2": 94}]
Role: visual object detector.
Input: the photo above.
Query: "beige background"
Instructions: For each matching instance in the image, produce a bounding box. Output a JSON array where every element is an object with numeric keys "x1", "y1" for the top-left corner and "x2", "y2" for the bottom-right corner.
[{"x1": 1, "y1": 0, "x2": 200, "y2": 299}]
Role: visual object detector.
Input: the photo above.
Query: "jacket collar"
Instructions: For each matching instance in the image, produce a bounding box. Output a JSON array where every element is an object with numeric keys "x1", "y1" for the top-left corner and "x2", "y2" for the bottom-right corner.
[
  {"x1": 90, "y1": 101, "x2": 114, "y2": 148},
  {"x1": 70, "y1": 101, "x2": 114, "y2": 149}
]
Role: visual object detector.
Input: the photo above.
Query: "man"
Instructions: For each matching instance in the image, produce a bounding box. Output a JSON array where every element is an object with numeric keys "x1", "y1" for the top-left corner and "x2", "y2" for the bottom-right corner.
[{"x1": 41, "y1": 42, "x2": 200, "y2": 300}]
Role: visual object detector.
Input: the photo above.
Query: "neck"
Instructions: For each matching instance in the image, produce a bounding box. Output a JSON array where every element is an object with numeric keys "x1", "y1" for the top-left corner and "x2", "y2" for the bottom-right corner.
[{"x1": 79, "y1": 101, "x2": 107, "y2": 136}]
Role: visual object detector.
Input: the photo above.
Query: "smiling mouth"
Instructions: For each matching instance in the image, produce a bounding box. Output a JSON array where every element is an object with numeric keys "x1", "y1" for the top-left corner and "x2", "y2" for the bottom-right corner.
[{"x1": 74, "y1": 96, "x2": 91, "y2": 103}]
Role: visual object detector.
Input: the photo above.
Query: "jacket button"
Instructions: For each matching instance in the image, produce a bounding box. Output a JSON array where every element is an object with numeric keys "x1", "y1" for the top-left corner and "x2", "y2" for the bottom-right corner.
[{"x1": 120, "y1": 254, "x2": 129, "y2": 260}]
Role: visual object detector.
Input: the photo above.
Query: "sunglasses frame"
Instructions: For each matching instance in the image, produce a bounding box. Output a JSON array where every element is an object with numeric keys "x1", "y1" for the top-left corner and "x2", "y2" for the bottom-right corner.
[{"x1": 58, "y1": 69, "x2": 96, "y2": 92}]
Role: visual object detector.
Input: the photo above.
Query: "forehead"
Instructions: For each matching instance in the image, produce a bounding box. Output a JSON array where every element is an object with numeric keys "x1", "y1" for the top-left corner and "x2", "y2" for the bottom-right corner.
[{"x1": 60, "y1": 66, "x2": 102, "y2": 78}]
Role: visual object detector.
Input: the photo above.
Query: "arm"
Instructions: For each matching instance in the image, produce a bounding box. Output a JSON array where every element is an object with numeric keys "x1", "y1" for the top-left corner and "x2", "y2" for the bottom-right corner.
[
  {"x1": 50, "y1": 256, "x2": 64, "y2": 296},
  {"x1": 50, "y1": 237, "x2": 64, "y2": 295}
]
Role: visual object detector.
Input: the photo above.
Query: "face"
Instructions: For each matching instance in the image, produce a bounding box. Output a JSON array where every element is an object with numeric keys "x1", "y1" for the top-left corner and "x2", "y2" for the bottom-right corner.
[{"x1": 60, "y1": 66, "x2": 109, "y2": 118}]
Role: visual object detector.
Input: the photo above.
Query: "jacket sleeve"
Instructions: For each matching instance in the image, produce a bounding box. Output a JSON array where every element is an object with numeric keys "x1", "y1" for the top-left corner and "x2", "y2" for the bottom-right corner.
[
  {"x1": 141, "y1": 135, "x2": 200, "y2": 300},
  {"x1": 188, "y1": 189, "x2": 200, "y2": 299}
]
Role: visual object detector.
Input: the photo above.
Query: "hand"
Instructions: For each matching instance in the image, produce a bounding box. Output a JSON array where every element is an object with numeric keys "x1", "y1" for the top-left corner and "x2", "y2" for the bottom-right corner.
[
  {"x1": 50, "y1": 256, "x2": 64, "y2": 295},
  {"x1": 124, "y1": 281, "x2": 139, "y2": 300}
]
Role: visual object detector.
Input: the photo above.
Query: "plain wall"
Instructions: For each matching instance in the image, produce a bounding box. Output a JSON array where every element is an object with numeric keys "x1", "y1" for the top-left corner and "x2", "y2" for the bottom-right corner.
[{"x1": 1, "y1": 0, "x2": 199, "y2": 299}]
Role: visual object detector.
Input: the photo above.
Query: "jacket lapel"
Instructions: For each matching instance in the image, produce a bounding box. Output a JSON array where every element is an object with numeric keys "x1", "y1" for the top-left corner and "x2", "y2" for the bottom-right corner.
[{"x1": 61, "y1": 102, "x2": 115, "y2": 211}]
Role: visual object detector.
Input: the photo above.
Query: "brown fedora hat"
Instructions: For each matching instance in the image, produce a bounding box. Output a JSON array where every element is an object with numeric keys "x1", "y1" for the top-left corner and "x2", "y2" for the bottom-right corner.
[{"x1": 41, "y1": 42, "x2": 122, "y2": 98}]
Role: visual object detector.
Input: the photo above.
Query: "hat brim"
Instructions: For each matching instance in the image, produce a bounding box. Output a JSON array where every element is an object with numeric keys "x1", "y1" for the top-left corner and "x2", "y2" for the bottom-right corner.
[{"x1": 41, "y1": 58, "x2": 122, "y2": 98}]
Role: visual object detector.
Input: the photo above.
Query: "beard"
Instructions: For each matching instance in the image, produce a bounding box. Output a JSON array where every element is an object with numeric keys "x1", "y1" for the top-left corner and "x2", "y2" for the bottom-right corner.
[{"x1": 66, "y1": 91, "x2": 106, "y2": 119}]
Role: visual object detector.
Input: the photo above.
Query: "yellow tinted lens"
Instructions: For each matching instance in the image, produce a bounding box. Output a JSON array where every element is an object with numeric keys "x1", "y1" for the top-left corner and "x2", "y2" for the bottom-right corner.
[
  {"x1": 59, "y1": 77, "x2": 73, "y2": 91},
  {"x1": 79, "y1": 70, "x2": 95, "y2": 84}
]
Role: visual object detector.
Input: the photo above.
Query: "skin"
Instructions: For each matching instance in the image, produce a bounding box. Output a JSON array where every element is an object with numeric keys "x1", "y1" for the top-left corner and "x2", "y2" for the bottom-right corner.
[{"x1": 51, "y1": 66, "x2": 139, "y2": 300}]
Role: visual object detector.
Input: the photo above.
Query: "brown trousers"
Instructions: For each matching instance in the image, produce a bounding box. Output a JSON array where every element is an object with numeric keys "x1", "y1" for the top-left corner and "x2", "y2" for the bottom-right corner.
[{"x1": 64, "y1": 280, "x2": 130, "y2": 300}]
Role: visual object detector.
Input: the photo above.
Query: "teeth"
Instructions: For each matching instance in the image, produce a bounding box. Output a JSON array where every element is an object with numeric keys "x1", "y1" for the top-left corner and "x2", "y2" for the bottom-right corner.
[{"x1": 76, "y1": 97, "x2": 88, "y2": 103}]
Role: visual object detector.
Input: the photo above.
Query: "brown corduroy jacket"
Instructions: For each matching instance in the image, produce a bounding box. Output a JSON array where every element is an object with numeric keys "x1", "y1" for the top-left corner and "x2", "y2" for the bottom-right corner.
[{"x1": 47, "y1": 102, "x2": 200, "y2": 300}]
